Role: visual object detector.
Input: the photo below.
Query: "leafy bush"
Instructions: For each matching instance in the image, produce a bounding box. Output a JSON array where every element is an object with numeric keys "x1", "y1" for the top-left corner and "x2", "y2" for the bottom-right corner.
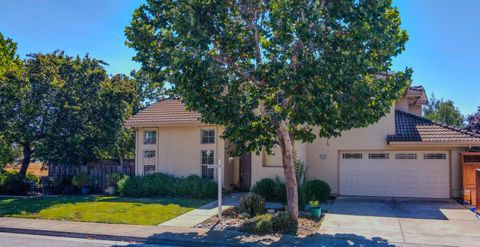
[
  {"x1": 294, "y1": 159, "x2": 306, "y2": 185},
  {"x1": 51, "y1": 176, "x2": 76, "y2": 195},
  {"x1": 240, "y1": 213, "x2": 273, "y2": 234},
  {"x1": 251, "y1": 178, "x2": 276, "y2": 201},
  {"x1": 304, "y1": 179, "x2": 331, "y2": 203},
  {"x1": 271, "y1": 211, "x2": 297, "y2": 234},
  {"x1": 239, "y1": 193, "x2": 266, "y2": 216},
  {"x1": 72, "y1": 173, "x2": 90, "y2": 188},
  {"x1": 272, "y1": 179, "x2": 306, "y2": 210},
  {"x1": 105, "y1": 173, "x2": 122, "y2": 187},
  {"x1": 174, "y1": 175, "x2": 217, "y2": 198},
  {"x1": 0, "y1": 171, "x2": 35, "y2": 195},
  {"x1": 241, "y1": 212, "x2": 297, "y2": 234},
  {"x1": 117, "y1": 173, "x2": 217, "y2": 199}
]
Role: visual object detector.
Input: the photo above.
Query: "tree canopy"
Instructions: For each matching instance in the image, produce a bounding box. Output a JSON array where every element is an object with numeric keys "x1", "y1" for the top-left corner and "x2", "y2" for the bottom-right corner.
[
  {"x1": 126, "y1": 0, "x2": 411, "y2": 220},
  {"x1": 424, "y1": 94, "x2": 464, "y2": 127},
  {"x1": 466, "y1": 107, "x2": 480, "y2": 133},
  {"x1": 0, "y1": 38, "x2": 138, "y2": 175}
]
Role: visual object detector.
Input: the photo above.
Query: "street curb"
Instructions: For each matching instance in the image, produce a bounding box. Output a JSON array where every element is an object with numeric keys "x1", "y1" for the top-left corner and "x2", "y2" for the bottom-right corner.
[{"x1": 0, "y1": 226, "x2": 241, "y2": 247}]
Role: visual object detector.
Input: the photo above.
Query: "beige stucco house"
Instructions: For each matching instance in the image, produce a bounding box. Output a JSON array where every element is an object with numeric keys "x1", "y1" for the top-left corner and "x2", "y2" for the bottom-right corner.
[{"x1": 125, "y1": 86, "x2": 480, "y2": 199}]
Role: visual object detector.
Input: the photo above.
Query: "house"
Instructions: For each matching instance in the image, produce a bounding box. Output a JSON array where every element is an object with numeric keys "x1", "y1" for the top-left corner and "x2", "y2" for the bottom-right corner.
[{"x1": 125, "y1": 86, "x2": 480, "y2": 199}]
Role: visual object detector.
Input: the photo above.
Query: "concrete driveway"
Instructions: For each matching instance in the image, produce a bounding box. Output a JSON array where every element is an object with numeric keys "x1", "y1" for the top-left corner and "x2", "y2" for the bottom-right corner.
[{"x1": 319, "y1": 197, "x2": 480, "y2": 246}]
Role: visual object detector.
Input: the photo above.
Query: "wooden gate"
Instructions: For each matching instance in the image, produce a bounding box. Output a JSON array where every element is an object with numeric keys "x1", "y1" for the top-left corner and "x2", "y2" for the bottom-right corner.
[{"x1": 462, "y1": 152, "x2": 480, "y2": 205}]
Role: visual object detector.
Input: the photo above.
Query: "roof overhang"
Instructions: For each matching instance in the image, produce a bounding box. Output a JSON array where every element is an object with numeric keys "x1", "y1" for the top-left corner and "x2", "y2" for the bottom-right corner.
[
  {"x1": 124, "y1": 121, "x2": 211, "y2": 128},
  {"x1": 388, "y1": 141, "x2": 480, "y2": 147}
]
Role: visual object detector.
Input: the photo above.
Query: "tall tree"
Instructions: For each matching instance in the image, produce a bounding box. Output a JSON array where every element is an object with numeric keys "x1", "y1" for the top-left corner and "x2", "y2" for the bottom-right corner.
[
  {"x1": 1, "y1": 51, "x2": 137, "y2": 175},
  {"x1": 424, "y1": 94, "x2": 464, "y2": 127},
  {"x1": 0, "y1": 33, "x2": 21, "y2": 167},
  {"x1": 126, "y1": 0, "x2": 411, "y2": 220},
  {"x1": 466, "y1": 107, "x2": 480, "y2": 132}
]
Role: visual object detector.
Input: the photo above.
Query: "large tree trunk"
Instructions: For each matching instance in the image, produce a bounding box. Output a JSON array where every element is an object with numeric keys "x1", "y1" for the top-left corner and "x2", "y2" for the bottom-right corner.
[
  {"x1": 278, "y1": 120, "x2": 299, "y2": 221},
  {"x1": 19, "y1": 143, "x2": 32, "y2": 177}
]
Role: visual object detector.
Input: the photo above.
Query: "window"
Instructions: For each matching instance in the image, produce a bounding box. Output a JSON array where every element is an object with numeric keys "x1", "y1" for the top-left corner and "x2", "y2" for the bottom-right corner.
[
  {"x1": 201, "y1": 150, "x2": 214, "y2": 179},
  {"x1": 395, "y1": 153, "x2": 417, "y2": 159},
  {"x1": 143, "y1": 150, "x2": 156, "y2": 175},
  {"x1": 144, "y1": 131, "x2": 156, "y2": 144},
  {"x1": 342, "y1": 153, "x2": 363, "y2": 159},
  {"x1": 424, "y1": 153, "x2": 446, "y2": 160},
  {"x1": 201, "y1": 129, "x2": 215, "y2": 144},
  {"x1": 368, "y1": 153, "x2": 390, "y2": 159}
]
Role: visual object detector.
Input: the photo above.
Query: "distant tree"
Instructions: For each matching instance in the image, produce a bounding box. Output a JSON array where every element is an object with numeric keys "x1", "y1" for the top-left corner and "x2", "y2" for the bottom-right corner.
[
  {"x1": 126, "y1": 0, "x2": 411, "y2": 220},
  {"x1": 466, "y1": 107, "x2": 480, "y2": 132},
  {"x1": 424, "y1": 94, "x2": 464, "y2": 127},
  {"x1": 0, "y1": 33, "x2": 21, "y2": 166},
  {"x1": 1, "y1": 51, "x2": 137, "y2": 176},
  {"x1": 131, "y1": 69, "x2": 167, "y2": 110}
]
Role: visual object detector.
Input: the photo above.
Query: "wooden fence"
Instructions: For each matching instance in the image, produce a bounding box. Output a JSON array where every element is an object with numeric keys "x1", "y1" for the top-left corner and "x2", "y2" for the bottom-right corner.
[{"x1": 48, "y1": 160, "x2": 135, "y2": 192}]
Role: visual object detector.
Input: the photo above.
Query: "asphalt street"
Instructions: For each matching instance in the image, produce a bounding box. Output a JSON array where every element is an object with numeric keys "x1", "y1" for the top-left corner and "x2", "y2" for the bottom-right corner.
[{"x1": 0, "y1": 232, "x2": 181, "y2": 247}]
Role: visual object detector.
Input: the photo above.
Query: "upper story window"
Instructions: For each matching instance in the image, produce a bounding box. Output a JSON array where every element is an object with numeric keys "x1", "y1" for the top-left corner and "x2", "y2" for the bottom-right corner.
[
  {"x1": 144, "y1": 131, "x2": 156, "y2": 144},
  {"x1": 201, "y1": 129, "x2": 215, "y2": 144}
]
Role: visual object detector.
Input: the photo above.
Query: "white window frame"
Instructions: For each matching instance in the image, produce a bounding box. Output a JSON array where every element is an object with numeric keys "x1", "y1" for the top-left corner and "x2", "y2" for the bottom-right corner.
[
  {"x1": 201, "y1": 150, "x2": 215, "y2": 179},
  {"x1": 144, "y1": 130, "x2": 157, "y2": 145},
  {"x1": 200, "y1": 129, "x2": 215, "y2": 144}
]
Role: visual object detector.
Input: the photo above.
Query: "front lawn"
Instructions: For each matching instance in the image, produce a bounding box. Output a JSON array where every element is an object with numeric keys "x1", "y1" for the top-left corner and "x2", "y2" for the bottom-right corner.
[{"x1": 0, "y1": 195, "x2": 210, "y2": 225}]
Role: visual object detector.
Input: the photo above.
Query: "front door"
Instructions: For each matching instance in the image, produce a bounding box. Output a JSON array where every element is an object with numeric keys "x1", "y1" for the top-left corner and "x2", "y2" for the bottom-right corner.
[{"x1": 239, "y1": 153, "x2": 252, "y2": 191}]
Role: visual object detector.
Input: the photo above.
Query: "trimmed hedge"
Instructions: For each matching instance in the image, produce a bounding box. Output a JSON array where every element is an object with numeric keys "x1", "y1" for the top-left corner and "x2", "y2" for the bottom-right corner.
[
  {"x1": 304, "y1": 179, "x2": 331, "y2": 203},
  {"x1": 117, "y1": 173, "x2": 217, "y2": 199},
  {"x1": 250, "y1": 178, "x2": 276, "y2": 201}
]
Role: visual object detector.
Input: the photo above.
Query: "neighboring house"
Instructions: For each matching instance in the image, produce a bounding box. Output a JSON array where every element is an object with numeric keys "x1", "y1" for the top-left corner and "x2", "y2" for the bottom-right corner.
[{"x1": 125, "y1": 86, "x2": 480, "y2": 199}]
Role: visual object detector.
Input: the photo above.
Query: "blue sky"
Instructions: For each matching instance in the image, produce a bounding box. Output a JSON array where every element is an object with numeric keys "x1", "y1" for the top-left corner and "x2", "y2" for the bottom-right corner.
[{"x1": 0, "y1": 0, "x2": 478, "y2": 115}]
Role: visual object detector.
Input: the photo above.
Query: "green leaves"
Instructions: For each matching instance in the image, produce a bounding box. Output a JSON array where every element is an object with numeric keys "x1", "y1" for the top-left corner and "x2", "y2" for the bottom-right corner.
[{"x1": 126, "y1": 0, "x2": 411, "y2": 155}]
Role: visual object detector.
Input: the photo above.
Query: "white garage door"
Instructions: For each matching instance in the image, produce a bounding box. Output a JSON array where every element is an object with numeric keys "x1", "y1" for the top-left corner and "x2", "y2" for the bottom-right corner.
[{"x1": 339, "y1": 151, "x2": 450, "y2": 198}]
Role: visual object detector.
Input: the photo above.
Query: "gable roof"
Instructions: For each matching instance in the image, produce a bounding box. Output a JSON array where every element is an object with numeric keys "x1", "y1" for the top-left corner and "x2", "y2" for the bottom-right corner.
[
  {"x1": 387, "y1": 110, "x2": 480, "y2": 144},
  {"x1": 125, "y1": 99, "x2": 201, "y2": 127}
]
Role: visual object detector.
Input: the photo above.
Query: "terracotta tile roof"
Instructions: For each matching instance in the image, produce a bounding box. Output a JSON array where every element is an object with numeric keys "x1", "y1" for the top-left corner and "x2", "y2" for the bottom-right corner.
[
  {"x1": 387, "y1": 110, "x2": 480, "y2": 143},
  {"x1": 125, "y1": 99, "x2": 201, "y2": 127}
]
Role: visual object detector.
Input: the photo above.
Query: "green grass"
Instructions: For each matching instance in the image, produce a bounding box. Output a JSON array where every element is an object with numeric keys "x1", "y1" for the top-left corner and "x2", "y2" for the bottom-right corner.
[{"x1": 0, "y1": 196, "x2": 210, "y2": 225}]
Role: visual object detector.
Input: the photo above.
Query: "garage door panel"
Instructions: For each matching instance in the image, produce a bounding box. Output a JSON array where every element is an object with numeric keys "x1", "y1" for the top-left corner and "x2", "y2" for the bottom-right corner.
[{"x1": 339, "y1": 151, "x2": 450, "y2": 198}]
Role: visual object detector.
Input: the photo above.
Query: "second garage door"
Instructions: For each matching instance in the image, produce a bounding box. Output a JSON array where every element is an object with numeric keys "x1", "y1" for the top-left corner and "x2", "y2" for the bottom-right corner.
[{"x1": 339, "y1": 151, "x2": 450, "y2": 198}]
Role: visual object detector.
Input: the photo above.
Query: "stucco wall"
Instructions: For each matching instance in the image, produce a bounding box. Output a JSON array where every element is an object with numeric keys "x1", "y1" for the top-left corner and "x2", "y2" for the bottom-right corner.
[{"x1": 135, "y1": 125, "x2": 230, "y2": 187}]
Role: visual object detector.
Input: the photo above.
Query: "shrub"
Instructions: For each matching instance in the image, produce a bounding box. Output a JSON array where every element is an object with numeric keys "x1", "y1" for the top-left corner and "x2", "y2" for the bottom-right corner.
[
  {"x1": 239, "y1": 193, "x2": 266, "y2": 216},
  {"x1": 51, "y1": 176, "x2": 76, "y2": 195},
  {"x1": 0, "y1": 171, "x2": 29, "y2": 195},
  {"x1": 273, "y1": 179, "x2": 306, "y2": 210},
  {"x1": 304, "y1": 179, "x2": 331, "y2": 203},
  {"x1": 72, "y1": 173, "x2": 90, "y2": 188},
  {"x1": 294, "y1": 159, "x2": 306, "y2": 185},
  {"x1": 117, "y1": 173, "x2": 217, "y2": 199},
  {"x1": 271, "y1": 211, "x2": 297, "y2": 234},
  {"x1": 241, "y1": 212, "x2": 298, "y2": 234},
  {"x1": 240, "y1": 213, "x2": 273, "y2": 234},
  {"x1": 105, "y1": 173, "x2": 122, "y2": 187},
  {"x1": 174, "y1": 175, "x2": 217, "y2": 198},
  {"x1": 251, "y1": 178, "x2": 276, "y2": 201}
]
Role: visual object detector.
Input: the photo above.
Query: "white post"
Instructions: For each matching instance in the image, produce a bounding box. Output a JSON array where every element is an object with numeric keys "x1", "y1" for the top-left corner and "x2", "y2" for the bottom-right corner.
[{"x1": 218, "y1": 158, "x2": 222, "y2": 222}]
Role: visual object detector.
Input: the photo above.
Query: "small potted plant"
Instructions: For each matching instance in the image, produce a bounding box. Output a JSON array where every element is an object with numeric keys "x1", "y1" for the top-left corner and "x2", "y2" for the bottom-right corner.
[
  {"x1": 308, "y1": 200, "x2": 322, "y2": 218},
  {"x1": 72, "y1": 173, "x2": 91, "y2": 195},
  {"x1": 105, "y1": 173, "x2": 122, "y2": 195}
]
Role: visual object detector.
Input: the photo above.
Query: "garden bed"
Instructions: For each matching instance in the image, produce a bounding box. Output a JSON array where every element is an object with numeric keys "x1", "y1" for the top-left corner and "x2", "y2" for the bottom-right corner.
[{"x1": 195, "y1": 200, "x2": 334, "y2": 237}]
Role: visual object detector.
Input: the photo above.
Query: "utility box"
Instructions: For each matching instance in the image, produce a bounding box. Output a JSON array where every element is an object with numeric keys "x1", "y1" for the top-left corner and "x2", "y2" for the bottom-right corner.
[{"x1": 462, "y1": 152, "x2": 480, "y2": 205}]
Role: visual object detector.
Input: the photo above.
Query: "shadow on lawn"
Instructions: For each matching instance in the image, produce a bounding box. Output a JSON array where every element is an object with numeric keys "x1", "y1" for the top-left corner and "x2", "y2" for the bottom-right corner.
[
  {"x1": 0, "y1": 195, "x2": 93, "y2": 217},
  {"x1": 112, "y1": 230, "x2": 398, "y2": 247}
]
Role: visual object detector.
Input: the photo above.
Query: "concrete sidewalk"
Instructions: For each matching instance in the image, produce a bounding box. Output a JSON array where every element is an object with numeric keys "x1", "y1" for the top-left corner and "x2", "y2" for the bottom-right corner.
[
  {"x1": 159, "y1": 193, "x2": 243, "y2": 227},
  {"x1": 0, "y1": 217, "x2": 448, "y2": 246}
]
